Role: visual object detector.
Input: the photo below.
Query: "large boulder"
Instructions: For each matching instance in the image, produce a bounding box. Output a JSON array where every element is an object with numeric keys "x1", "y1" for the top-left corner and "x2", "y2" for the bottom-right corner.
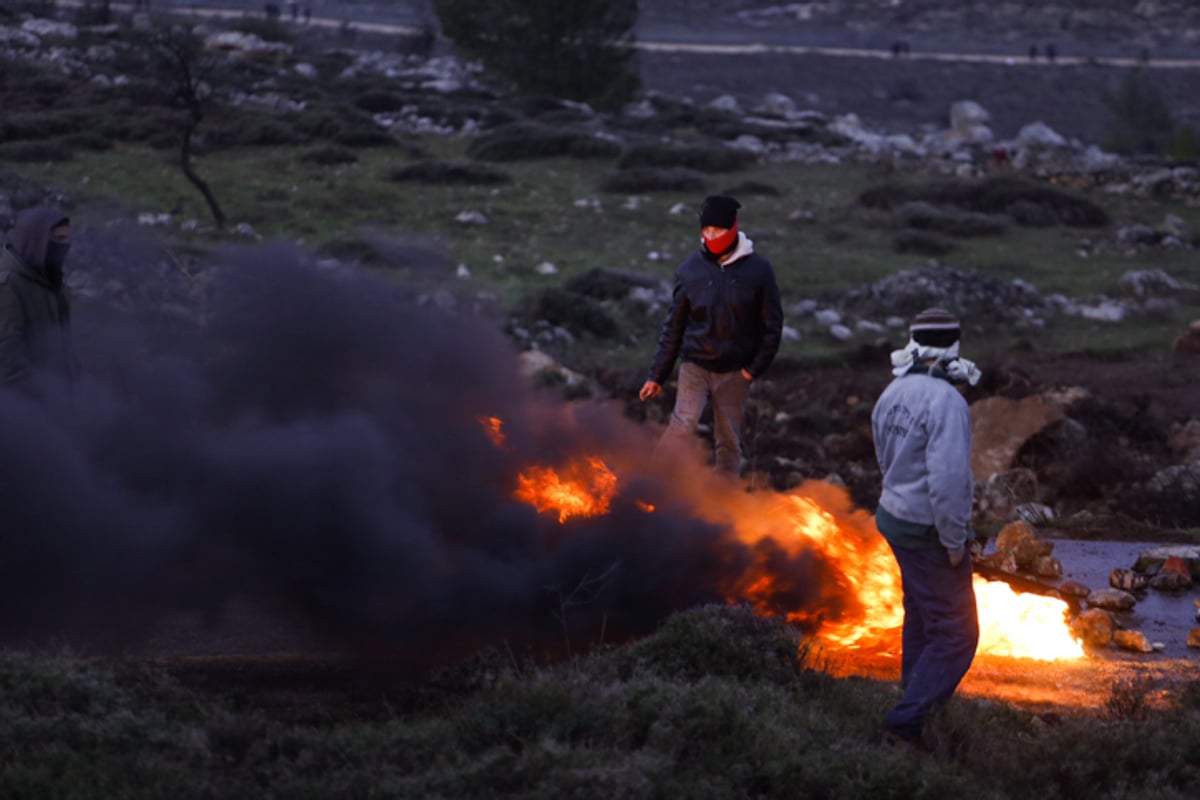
[{"x1": 970, "y1": 394, "x2": 1065, "y2": 482}]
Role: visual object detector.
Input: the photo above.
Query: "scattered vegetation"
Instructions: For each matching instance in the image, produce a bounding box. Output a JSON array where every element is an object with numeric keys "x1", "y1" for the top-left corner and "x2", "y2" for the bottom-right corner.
[
  {"x1": 389, "y1": 159, "x2": 512, "y2": 185},
  {"x1": 5, "y1": 606, "x2": 1200, "y2": 798},
  {"x1": 859, "y1": 176, "x2": 1110, "y2": 228},
  {"x1": 297, "y1": 145, "x2": 359, "y2": 166},
  {"x1": 895, "y1": 201, "x2": 1008, "y2": 238},
  {"x1": 597, "y1": 166, "x2": 709, "y2": 193},
  {"x1": 617, "y1": 142, "x2": 758, "y2": 173},
  {"x1": 467, "y1": 122, "x2": 622, "y2": 162}
]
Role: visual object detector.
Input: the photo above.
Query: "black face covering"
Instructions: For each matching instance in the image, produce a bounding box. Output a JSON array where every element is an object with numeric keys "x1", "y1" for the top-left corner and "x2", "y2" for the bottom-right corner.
[{"x1": 44, "y1": 240, "x2": 70, "y2": 288}]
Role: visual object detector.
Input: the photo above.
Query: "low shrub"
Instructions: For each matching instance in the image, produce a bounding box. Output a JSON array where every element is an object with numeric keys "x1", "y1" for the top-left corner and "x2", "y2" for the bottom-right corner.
[
  {"x1": 564, "y1": 267, "x2": 661, "y2": 301},
  {"x1": 895, "y1": 201, "x2": 1007, "y2": 237},
  {"x1": 860, "y1": 176, "x2": 1109, "y2": 227},
  {"x1": 466, "y1": 122, "x2": 617, "y2": 162},
  {"x1": 235, "y1": 119, "x2": 310, "y2": 147},
  {"x1": 892, "y1": 228, "x2": 955, "y2": 256},
  {"x1": 298, "y1": 145, "x2": 359, "y2": 166},
  {"x1": 353, "y1": 91, "x2": 407, "y2": 114},
  {"x1": 97, "y1": 106, "x2": 185, "y2": 144},
  {"x1": 230, "y1": 18, "x2": 294, "y2": 44},
  {"x1": 61, "y1": 131, "x2": 113, "y2": 152},
  {"x1": 332, "y1": 128, "x2": 397, "y2": 148},
  {"x1": 388, "y1": 160, "x2": 512, "y2": 185},
  {"x1": 0, "y1": 110, "x2": 88, "y2": 141},
  {"x1": 597, "y1": 166, "x2": 707, "y2": 193},
  {"x1": 614, "y1": 604, "x2": 804, "y2": 684},
  {"x1": 721, "y1": 180, "x2": 781, "y2": 197},
  {"x1": 0, "y1": 140, "x2": 74, "y2": 163},
  {"x1": 565, "y1": 135, "x2": 624, "y2": 159},
  {"x1": 617, "y1": 142, "x2": 756, "y2": 173},
  {"x1": 527, "y1": 287, "x2": 619, "y2": 339}
]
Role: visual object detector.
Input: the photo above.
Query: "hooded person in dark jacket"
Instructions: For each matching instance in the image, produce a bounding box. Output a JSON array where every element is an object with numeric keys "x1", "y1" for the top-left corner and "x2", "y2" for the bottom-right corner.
[
  {"x1": 0, "y1": 207, "x2": 74, "y2": 389},
  {"x1": 639, "y1": 195, "x2": 783, "y2": 474}
]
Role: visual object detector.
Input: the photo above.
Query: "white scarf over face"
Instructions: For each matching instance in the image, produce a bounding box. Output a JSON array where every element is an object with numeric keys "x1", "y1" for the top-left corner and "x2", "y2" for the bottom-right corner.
[{"x1": 890, "y1": 338, "x2": 982, "y2": 385}]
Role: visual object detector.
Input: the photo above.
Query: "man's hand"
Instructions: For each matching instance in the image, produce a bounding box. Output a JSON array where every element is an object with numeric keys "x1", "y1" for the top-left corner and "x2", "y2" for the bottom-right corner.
[
  {"x1": 740, "y1": 368, "x2": 753, "y2": 381},
  {"x1": 639, "y1": 380, "x2": 662, "y2": 401},
  {"x1": 947, "y1": 544, "x2": 967, "y2": 568}
]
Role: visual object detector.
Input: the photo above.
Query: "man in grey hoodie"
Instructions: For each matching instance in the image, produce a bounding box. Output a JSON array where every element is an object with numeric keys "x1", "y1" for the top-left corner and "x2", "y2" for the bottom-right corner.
[
  {"x1": 0, "y1": 207, "x2": 74, "y2": 390},
  {"x1": 871, "y1": 307, "x2": 982, "y2": 746}
]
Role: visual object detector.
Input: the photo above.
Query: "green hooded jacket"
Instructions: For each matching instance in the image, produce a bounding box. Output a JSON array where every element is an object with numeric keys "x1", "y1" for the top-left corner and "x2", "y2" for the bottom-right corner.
[{"x1": 0, "y1": 207, "x2": 74, "y2": 388}]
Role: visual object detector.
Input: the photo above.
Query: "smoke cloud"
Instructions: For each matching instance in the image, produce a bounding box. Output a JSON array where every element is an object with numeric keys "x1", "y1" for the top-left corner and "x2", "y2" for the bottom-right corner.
[{"x1": 3, "y1": 235, "x2": 827, "y2": 667}]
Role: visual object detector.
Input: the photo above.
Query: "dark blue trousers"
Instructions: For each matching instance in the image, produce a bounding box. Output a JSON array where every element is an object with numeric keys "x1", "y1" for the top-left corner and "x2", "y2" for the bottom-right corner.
[{"x1": 884, "y1": 542, "x2": 979, "y2": 740}]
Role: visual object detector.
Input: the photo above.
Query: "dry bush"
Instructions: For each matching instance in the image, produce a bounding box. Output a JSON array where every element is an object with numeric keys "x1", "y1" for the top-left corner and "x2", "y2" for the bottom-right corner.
[
  {"x1": 0, "y1": 110, "x2": 89, "y2": 141},
  {"x1": 860, "y1": 176, "x2": 1109, "y2": 227},
  {"x1": 526, "y1": 287, "x2": 620, "y2": 339},
  {"x1": 388, "y1": 160, "x2": 512, "y2": 185},
  {"x1": 332, "y1": 128, "x2": 397, "y2": 148},
  {"x1": 0, "y1": 140, "x2": 74, "y2": 163},
  {"x1": 353, "y1": 91, "x2": 407, "y2": 114},
  {"x1": 597, "y1": 166, "x2": 708, "y2": 193},
  {"x1": 891, "y1": 228, "x2": 956, "y2": 256},
  {"x1": 564, "y1": 268, "x2": 662, "y2": 301},
  {"x1": 721, "y1": 179, "x2": 781, "y2": 197},
  {"x1": 61, "y1": 131, "x2": 113, "y2": 152},
  {"x1": 467, "y1": 122, "x2": 620, "y2": 161},
  {"x1": 896, "y1": 201, "x2": 1008, "y2": 237},
  {"x1": 298, "y1": 145, "x2": 359, "y2": 166},
  {"x1": 617, "y1": 142, "x2": 757, "y2": 173}
]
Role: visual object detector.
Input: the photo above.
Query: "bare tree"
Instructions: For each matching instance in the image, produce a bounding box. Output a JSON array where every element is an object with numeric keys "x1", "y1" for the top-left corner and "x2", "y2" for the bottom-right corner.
[{"x1": 141, "y1": 25, "x2": 227, "y2": 229}]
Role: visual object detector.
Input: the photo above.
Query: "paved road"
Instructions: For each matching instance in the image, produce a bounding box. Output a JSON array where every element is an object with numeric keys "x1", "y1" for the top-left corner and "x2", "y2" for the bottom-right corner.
[{"x1": 56, "y1": 0, "x2": 1200, "y2": 70}]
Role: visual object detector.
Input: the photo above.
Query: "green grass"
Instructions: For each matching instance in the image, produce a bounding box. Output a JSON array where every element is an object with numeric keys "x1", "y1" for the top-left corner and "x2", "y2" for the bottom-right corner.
[
  {"x1": 4, "y1": 605, "x2": 1200, "y2": 799},
  {"x1": 20, "y1": 139, "x2": 1200, "y2": 364}
]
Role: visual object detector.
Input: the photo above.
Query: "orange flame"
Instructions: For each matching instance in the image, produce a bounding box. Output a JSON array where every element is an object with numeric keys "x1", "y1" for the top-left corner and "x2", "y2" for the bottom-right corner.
[
  {"x1": 975, "y1": 579, "x2": 1084, "y2": 660},
  {"x1": 477, "y1": 416, "x2": 506, "y2": 448},
  {"x1": 515, "y1": 456, "x2": 618, "y2": 523},
  {"x1": 726, "y1": 493, "x2": 1082, "y2": 659},
  {"x1": 491, "y1": 412, "x2": 1082, "y2": 661}
]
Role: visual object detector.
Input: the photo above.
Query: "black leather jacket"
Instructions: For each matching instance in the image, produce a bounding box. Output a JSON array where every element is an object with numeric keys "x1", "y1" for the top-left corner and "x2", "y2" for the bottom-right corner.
[{"x1": 647, "y1": 245, "x2": 783, "y2": 384}]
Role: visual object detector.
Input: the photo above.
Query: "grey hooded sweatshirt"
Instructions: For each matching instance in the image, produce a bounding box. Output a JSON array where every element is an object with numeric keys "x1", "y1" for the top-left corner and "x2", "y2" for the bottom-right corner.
[
  {"x1": 0, "y1": 207, "x2": 73, "y2": 388},
  {"x1": 871, "y1": 370, "x2": 974, "y2": 553}
]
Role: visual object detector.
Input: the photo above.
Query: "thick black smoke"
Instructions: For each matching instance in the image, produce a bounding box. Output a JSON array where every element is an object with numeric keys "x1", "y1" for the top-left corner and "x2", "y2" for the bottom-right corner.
[{"x1": 0, "y1": 237, "x2": 840, "y2": 666}]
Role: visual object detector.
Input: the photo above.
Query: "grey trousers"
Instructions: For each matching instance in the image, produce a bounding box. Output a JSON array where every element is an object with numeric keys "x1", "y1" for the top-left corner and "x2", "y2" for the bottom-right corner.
[{"x1": 657, "y1": 361, "x2": 750, "y2": 474}]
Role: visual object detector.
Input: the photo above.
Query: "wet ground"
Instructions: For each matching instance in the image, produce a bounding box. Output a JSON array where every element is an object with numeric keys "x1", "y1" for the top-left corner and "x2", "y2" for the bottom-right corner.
[{"x1": 1048, "y1": 538, "x2": 1200, "y2": 661}]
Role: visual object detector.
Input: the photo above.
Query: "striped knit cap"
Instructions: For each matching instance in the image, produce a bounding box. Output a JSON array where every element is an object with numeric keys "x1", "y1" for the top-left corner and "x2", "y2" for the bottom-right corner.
[{"x1": 909, "y1": 307, "x2": 961, "y2": 348}]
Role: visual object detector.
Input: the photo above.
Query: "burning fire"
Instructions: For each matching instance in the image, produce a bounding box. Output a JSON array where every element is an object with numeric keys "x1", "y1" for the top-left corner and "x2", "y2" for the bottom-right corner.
[
  {"x1": 477, "y1": 416, "x2": 506, "y2": 448},
  {"x1": 483, "y1": 416, "x2": 1083, "y2": 662},
  {"x1": 514, "y1": 456, "x2": 618, "y2": 523}
]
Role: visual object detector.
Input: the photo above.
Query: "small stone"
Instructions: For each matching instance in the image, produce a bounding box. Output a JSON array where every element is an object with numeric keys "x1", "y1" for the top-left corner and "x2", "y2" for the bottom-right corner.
[
  {"x1": 1109, "y1": 568, "x2": 1148, "y2": 592},
  {"x1": 1057, "y1": 580, "x2": 1091, "y2": 598},
  {"x1": 1032, "y1": 555, "x2": 1063, "y2": 578},
  {"x1": 1112, "y1": 629, "x2": 1154, "y2": 653},
  {"x1": 1086, "y1": 588, "x2": 1137, "y2": 611},
  {"x1": 1071, "y1": 608, "x2": 1114, "y2": 647}
]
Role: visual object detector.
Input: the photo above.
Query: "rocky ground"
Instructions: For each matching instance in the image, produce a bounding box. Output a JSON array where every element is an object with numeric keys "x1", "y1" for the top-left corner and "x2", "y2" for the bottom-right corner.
[{"x1": 0, "y1": 0, "x2": 1196, "y2": 697}]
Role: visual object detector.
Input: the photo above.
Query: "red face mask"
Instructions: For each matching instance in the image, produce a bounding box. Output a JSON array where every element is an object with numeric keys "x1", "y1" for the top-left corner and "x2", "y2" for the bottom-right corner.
[{"x1": 701, "y1": 221, "x2": 738, "y2": 255}]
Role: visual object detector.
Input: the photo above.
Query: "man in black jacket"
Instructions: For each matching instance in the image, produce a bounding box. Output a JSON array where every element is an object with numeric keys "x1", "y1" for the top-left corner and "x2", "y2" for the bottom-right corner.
[
  {"x1": 639, "y1": 196, "x2": 783, "y2": 473},
  {"x1": 0, "y1": 207, "x2": 74, "y2": 390}
]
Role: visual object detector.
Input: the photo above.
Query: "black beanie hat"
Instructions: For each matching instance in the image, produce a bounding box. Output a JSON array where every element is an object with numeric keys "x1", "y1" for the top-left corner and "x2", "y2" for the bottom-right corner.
[
  {"x1": 699, "y1": 195, "x2": 740, "y2": 228},
  {"x1": 909, "y1": 307, "x2": 962, "y2": 348}
]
